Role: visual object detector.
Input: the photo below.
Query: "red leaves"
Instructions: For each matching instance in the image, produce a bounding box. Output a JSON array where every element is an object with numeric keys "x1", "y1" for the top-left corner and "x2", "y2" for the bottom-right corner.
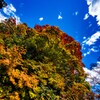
[
  {"x1": 63, "y1": 39, "x2": 82, "y2": 60},
  {"x1": 34, "y1": 24, "x2": 43, "y2": 32},
  {"x1": 75, "y1": 50, "x2": 82, "y2": 60},
  {"x1": 61, "y1": 33, "x2": 74, "y2": 45},
  {"x1": 34, "y1": 24, "x2": 50, "y2": 32},
  {"x1": 35, "y1": 24, "x2": 82, "y2": 60}
]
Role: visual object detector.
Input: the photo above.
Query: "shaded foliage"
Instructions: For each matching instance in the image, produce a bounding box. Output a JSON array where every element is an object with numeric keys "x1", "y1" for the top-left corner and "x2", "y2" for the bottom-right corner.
[{"x1": 0, "y1": 18, "x2": 94, "y2": 99}]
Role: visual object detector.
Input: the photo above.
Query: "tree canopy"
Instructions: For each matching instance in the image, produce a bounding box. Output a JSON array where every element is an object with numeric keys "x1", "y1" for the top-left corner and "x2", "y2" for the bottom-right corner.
[{"x1": 0, "y1": 18, "x2": 94, "y2": 100}]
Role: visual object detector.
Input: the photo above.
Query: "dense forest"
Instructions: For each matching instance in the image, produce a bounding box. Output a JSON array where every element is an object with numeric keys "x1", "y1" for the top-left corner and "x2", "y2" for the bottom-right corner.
[{"x1": 0, "y1": 18, "x2": 94, "y2": 100}]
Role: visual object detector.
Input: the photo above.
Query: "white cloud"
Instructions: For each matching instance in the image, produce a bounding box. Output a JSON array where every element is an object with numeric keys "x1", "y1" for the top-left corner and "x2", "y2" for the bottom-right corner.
[
  {"x1": 0, "y1": 12, "x2": 7, "y2": 22},
  {"x1": 84, "y1": 62, "x2": 100, "y2": 86},
  {"x1": 83, "y1": 46, "x2": 99, "y2": 57},
  {"x1": 82, "y1": 32, "x2": 100, "y2": 57},
  {"x1": 14, "y1": 15, "x2": 21, "y2": 24},
  {"x1": 97, "y1": 61, "x2": 100, "y2": 65},
  {"x1": 83, "y1": 36, "x2": 86, "y2": 39},
  {"x1": 82, "y1": 0, "x2": 100, "y2": 58},
  {"x1": 84, "y1": 13, "x2": 89, "y2": 20},
  {"x1": 73, "y1": 11, "x2": 79, "y2": 16},
  {"x1": 75, "y1": 11, "x2": 78, "y2": 16},
  {"x1": 0, "y1": 4, "x2": 21, "y2": 24},
  {"x1": 86, "y1": 0, "x2": 100, "y2": 26},
  {"x1": 84, "y1": 67, "x2": 98, "y2": 78},
  {"x1": 3, "y1": 4, "x2": 16, "y2": 16},
  {"x1": 58, "y1": 15, "x2": 63, "y2": 19},
  {"x1": 39, "y1": 17, "x2": 44, "y2": 21},
  {"x1": 87, "y1": 0, "x2": 92, "y2": 5},
  {"x1": 82, "y1": 31, "x2": 100, "y2": 46},
  {"x1": 90, "y1": 47, "x2": 98, "y2": 52},
  {"x1": 83, "y1": 50, "x2": 91, "y2": 57},
  {"x1": 58, "y1": 12, "x2": 63, "y2": 20}
]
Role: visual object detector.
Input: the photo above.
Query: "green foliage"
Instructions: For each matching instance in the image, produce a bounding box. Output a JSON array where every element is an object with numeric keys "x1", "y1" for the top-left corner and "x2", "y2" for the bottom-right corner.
[{"x1": 0, "y1": 18, "x2": 94, "y2": 99}]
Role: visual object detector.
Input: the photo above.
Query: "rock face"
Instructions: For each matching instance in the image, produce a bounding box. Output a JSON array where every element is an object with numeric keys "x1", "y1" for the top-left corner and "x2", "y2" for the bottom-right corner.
[{"x1": 0, "y1": 19, "x2": 93, "y2": 99}]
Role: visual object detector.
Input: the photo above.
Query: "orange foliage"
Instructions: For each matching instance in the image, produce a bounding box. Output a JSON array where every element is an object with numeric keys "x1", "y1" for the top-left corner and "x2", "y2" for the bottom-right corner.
[{"x1": 0, "y1": 19, "x2": 93, "y2": 99}]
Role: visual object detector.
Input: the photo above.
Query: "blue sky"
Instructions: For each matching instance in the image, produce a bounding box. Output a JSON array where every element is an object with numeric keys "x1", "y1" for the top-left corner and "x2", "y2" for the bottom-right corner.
[{"x1": 0, "y1": 0, "x2": 100, "y2": 87}]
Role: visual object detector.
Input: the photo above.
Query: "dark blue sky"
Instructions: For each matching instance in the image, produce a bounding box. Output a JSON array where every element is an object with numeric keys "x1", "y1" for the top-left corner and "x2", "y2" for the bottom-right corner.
[{"x1": 1, "y1": 0, "x2": 100, "y2": 69}]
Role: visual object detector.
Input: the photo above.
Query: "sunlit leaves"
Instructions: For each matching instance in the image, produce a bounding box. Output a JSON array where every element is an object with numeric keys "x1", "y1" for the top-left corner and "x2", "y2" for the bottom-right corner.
[{"x1": 0, "y1": 18, "x2": 93, "y2": 99}]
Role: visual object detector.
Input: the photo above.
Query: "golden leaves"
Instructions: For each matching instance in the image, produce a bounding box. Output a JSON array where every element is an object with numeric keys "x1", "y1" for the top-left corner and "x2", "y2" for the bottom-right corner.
[
  {"x1": 0, "y1": 59, "x2": 10, "y2": 66},
  {"x1": 0, "y1": 19, "x2": 93, "y2": 99},
  {"x1": 9, "y1": 92, "x2": 20, "y2": 100},
  {"x1": 8, "y1": 68, "x2": 39, "y2": 89}
]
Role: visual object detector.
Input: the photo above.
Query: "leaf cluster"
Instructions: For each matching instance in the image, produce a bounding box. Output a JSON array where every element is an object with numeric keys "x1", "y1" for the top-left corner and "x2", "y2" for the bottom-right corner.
[{"x1": 0, "y1": 18, "x2": 94, "y2": 99}]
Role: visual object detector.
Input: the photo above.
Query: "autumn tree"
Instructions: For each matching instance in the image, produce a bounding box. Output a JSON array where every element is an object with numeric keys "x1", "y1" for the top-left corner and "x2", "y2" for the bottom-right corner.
[{"x1": 0, "y1": 18, "x2": 94, "y2": 100}]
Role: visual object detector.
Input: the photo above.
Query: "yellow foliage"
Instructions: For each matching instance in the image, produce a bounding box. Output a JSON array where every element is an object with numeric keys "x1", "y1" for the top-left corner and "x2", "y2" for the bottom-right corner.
[
  {"x1": 29, "y1": 91, "x2": 37, "y2": 99},
  {"x1": 0, "y1": 20, "x2": 93, "y2": 99},
  {"x1": 9, "y1": 92, "x2": 20, "y2": 100}
]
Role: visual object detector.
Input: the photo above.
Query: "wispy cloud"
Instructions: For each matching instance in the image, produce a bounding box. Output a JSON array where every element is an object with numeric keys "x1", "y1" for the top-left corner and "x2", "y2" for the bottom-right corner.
[
  {"x1": 39, "y1": 17, "x2": 44, "y2": 21},
  {"x1": 0, "y1": 4, "x2": 21, "y2": 24},
  {"x1": 84, "y1": 61, "x2": 100, "y2": 87},
  {"x1": 89, "y1": 23, "x2": 92, "y2": 27},
  {"x1": 83, "y1": 51, "x2": 91, "y2": 57},
  {"x1": 84, "y1": 13, "x2": 89, "y2": 20},
  {"x1": 83, "y1": 0, "x2": 100, "y2": 57},
  {"x1": 75, "y1": 11, "x2": 78, "y2": 16},
  {"x1": 82, "y1": 31, "x2": 100, "y2": 46},
  {"x1": 86, "y1": 0, "x2": 100, "y2": 26},
  {"x1": 82, "y1": 31, "x2": 100, "y2": 56},
  {"x1": 3, "y1": 4, "x2": 16, "y2": 16},
  {"x1": 83, "y1": 36, "x2": 86, "y2": 39},
  {"x1": 73, "y1": 11, "x2": 79, "y2": 16},
  {"x1": 83, "y1": 47, "x2": 99, "y2": 57},
  {"x1": 58, "y1": 12, "x2": 63, "y2": 20}
]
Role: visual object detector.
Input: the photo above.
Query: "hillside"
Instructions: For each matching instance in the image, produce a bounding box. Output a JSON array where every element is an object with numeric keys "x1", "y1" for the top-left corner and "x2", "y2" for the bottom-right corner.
[{"x1": 0, "y1": 18, "x2": 94, "y2": 100}]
